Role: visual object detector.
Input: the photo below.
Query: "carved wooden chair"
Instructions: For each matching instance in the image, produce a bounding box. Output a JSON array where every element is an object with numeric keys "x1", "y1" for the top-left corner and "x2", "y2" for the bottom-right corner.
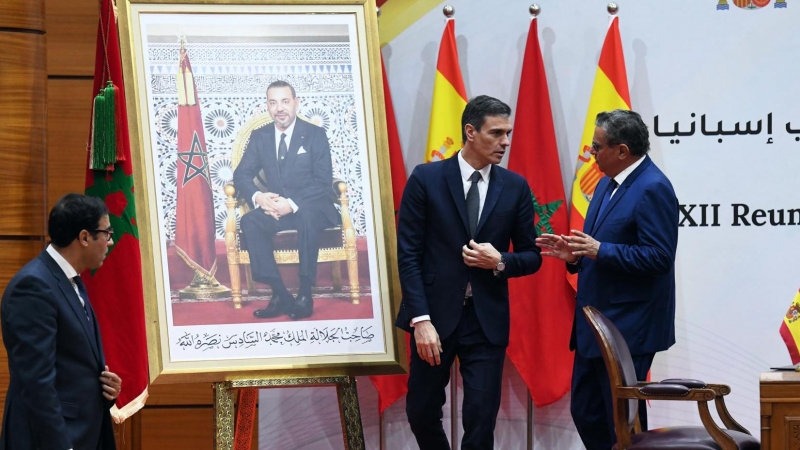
[
  {"x1": 583, "y1": 306, "x2": 760, "y2": 450},
  {"x1": 223, "y1": 112, "x2": 359, "y2": 309}
]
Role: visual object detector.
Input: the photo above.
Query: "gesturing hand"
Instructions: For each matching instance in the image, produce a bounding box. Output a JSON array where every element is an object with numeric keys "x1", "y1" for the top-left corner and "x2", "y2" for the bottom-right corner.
[
  {"x1": 563, "y1": 230, "x2": 601, "y2": 260},
  {"x1": 414, "y1": 321, "x2": 443, "y2": 366},
  {"x1": 536, "y1": 233, "x2": 578, "y2": 263}
]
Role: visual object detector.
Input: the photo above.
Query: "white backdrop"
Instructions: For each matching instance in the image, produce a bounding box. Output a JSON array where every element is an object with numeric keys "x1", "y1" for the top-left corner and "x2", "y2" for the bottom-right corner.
[{"x1": 260, "y1": 1, "x2": 800, "y2": 448}]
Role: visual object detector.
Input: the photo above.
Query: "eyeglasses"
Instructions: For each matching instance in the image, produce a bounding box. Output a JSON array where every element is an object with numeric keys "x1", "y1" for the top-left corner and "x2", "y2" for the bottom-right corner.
[
  {"x1": 591, "y1": 142, "x2": 609, "y2": 152},
  {"x1": 93, "y1": 228, "x2": 114, "y2": 242}
]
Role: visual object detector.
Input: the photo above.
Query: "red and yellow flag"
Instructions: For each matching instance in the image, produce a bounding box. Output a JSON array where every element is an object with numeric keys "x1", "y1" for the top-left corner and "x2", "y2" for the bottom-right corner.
[
  {"x1": 568, "y1": 16, "x2": 631, "y2": 289},
  {"x1": 507, "y1": 16, "x2": 574, "y2": 407},
  {"x1": 425, "y1": 18, "x2": 467, "y2": 162},
  {"x1": 780, "y1": 289, "x2": 800, "y2": 364}
]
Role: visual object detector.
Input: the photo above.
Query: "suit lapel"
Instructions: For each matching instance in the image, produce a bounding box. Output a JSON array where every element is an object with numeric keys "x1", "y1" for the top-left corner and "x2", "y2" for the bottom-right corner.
[
  {"x1": 476, "y1": 165, "x2": 504, "y2": 237},
  {"x1": 445, "y1": 156, "x2": 470, "y2": 236},
  {"x1": 40, "y1": 253, "x2": 102, "y2": 364},
  {"x1": 591, "y1": 155, "x2": 653, "y2": 234}
]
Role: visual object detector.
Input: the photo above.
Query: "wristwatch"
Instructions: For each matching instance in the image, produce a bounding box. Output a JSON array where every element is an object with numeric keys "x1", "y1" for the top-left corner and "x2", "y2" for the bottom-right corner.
[{"x1": 494, "y1": 256, "x2": 506, "y2": 275}]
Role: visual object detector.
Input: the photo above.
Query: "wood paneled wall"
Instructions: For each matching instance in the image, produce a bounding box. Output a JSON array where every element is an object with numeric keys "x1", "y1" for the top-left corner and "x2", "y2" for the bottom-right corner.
[{"x1": 0, "y1": 0, "x2": 249, "y2": 448}]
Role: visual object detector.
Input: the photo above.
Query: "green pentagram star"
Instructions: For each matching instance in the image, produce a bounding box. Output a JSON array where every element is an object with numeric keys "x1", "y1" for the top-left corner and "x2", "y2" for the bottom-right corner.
[{"x1": 531, "y1": 192, "x2": 562, "y2": 236}]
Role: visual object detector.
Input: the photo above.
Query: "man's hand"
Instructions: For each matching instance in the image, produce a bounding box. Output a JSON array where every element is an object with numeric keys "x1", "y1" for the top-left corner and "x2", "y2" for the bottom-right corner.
[
  {"x1": 100, "y1": 365, "x2": 122, "y2": 401},
  {"x1": 536, "y1": 233, "x2": 579, "y2": 263},
  {"x1": 563, "y1": 230, "x2": 601, "y2": 260},
  {"x1": 272, "y1": 197, "x2": 294, "y2": 217},
  {"x1": 461, "y1": 240, "x2": 501, "y2": 269},
  {"x1": 255, "y1": 192, "x2": 280, "y2": 219},
  {"x1": 414, "y1": 321, "x2": 442, "y2": 366}
]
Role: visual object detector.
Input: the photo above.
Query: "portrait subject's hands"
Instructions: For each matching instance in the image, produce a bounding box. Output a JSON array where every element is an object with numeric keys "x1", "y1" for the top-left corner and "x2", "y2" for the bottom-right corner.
[
  {"x1": 461, "y1": 240, "x2": 501, "y2": 269},
  {"x1": 272, "y1": 197, "x2": 294, "y2": 217},
  {"x1": 100, "y1": 365, "x2": 122, "y2": 401},
  {"x1": 563, "y1": 230, "x2": 601, "y2": 260},
  {"x1": 414, "y1": 321, "x2": 442, "y2": 366},
  {"x1": 255, "y1": 192, "x2": 280, "y2": 219},
  {"x1": 536, "y1": 233, "x2": 578, "y2": 263}
]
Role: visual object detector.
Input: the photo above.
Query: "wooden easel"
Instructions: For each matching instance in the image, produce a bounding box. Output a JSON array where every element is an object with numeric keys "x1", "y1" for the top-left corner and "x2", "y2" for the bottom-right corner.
[{"x1": 213, "y1": 376, "x2": 365, "y2": 450}]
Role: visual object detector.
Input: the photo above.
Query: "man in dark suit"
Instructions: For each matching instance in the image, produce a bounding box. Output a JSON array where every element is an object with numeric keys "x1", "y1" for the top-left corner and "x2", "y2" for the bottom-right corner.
[
  {"x1": 396, "y1": 95, "x2": 542, "y2": 449},
  {"x1": 233, "y1": 80, "x2": 338, "y2": 320},
  {"x1": 537, "y1": 109, "x2": 679, "y2": 450},
  {"x1": 1, "y1": 193, "x2": 122, "y2": 450}
]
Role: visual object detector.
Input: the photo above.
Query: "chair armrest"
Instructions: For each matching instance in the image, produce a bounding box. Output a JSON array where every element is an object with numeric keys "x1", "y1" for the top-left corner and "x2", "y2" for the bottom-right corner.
[
  {"x1": 616, "y1": 386, "x2": 716, "y2": 402},
  {"x1": 659, "y1": 378, "x2": 707, "y2": 389},
  {"x1": 617, "y1": 386, "x2": 739, "y2": 449}
]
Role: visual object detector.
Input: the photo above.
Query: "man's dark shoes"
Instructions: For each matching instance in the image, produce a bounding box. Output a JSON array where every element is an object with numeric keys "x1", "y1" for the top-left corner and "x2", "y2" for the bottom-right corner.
[
  {"x1": 253, "y1": 291, "x2": 294, "y2": 318},
  {"x1": 289, "y1": 294, "x2": 313, "y2": 320}
]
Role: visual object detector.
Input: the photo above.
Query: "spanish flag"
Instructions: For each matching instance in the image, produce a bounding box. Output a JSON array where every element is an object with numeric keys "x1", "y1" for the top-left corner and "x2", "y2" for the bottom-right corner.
[
  {"x1": 568, "y1": 16, "x2": 630, "y2": 289},
  {"x1": 425, "y1": 18, "x2": 467, "y2": 162},
  {"x1": 780, "y1": 289, "x2": 800, "y2": 364}
]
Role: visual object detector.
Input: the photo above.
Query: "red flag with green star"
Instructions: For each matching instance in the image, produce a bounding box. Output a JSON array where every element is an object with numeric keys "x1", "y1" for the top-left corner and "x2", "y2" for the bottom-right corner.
[
  {"x1": 82, "y1": 0, "x2": 149, "y2": 422},
  {"x1": 506, "y1": 17, "x2": 575, "y2": 406}
]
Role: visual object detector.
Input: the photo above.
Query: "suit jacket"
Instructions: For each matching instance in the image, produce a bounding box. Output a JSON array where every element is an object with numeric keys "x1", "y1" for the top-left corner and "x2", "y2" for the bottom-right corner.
[
  {"x1": 395, "y1": 154, "x2": 542, "y2": 347},
  {"x1": 233, "y1": 118, "x2": 338, "y2": 226},
  {"x1": 1, "y1": 251, "x2": 115, "y2": 450},
  {"x1": 569, "y1": 155, "x2": 679, "y2": 358}
]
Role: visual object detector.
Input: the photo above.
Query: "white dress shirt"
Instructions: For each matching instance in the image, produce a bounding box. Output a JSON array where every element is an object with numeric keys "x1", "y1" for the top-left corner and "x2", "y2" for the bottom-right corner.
[
  {"x1": 251, "y1": 118, "x2": 299, "y2": 213},
  {"x1": 608, "y1": 155, "x2": 646, "y2": 199},
  {"x1": 411, "y1": 151, "x2": 492, "y2": 326}
]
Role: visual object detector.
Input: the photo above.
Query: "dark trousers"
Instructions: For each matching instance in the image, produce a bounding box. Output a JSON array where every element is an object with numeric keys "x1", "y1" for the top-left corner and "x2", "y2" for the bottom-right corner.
[
  {"x1": 571, "y1": 350, "x2": 655, "y2": 450},
  {"x1": 405, "y1": 303, "x2": 506, "y2": 450},
  {"x1": 239, "y1": 207, "x2": 329, "y2": 287}
]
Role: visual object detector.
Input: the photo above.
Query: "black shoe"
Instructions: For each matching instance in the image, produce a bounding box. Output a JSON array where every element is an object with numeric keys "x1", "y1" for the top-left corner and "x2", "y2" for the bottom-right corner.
[
  {"x1": 289, "y1": 294, "x2": 313, "y2": 320},
  {"x1": 253, "y1": 291, "x2": 294, "y2": 319}
]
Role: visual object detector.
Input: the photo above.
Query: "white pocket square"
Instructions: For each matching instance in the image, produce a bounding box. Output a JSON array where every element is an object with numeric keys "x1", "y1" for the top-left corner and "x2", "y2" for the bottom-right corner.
[{"x1": 297, "y1": 146, "x2": 307, "y2": 154}]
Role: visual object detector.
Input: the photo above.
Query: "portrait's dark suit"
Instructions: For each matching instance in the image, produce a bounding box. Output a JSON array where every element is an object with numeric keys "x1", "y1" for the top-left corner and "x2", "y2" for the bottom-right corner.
[
  {"x1": 1, "y1": 251, "x2": 115, "y2": 450},
  {"x1": 396, "y1": 154, "x2": 541, "y2": 449},
  {"x1": 233, "y1": 118, "x2": 337, "y2": 286},
  {"x1": 568, "y1": 155, "x2": 679, "y2": 449}
]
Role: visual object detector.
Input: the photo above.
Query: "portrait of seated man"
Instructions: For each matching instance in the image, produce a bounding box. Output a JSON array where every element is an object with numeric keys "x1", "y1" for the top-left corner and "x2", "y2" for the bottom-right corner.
[{"x1": 233, "y1": 80, "x2": 339, "y2": 321}]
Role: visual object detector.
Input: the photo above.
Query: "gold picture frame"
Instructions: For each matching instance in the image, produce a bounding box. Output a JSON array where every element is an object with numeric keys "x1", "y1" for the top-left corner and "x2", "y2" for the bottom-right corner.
[{"x1": 118, "y1": 0, "x2": 404, "y2": 384}]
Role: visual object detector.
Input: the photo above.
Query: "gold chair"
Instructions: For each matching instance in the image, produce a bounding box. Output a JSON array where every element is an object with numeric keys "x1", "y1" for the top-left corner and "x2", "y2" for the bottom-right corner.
[
  {"x1": 583, "y1": 306, "x2": 760, "y2": 450},
  {"x1": 223, "y1": 112, "x2": 359, "y2": 309}
]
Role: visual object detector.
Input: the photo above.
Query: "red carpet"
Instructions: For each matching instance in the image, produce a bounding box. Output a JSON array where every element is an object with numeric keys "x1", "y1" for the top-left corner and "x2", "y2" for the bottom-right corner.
[{"x1": 171, "y1": 286, "x2": 373, "y2": 325}]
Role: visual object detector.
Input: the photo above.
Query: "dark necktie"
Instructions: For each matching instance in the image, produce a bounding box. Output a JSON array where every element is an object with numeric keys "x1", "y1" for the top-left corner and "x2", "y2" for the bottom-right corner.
[
  {"x1": 277, "y1": 133, "x2": 288, "y2": 173},
  {"x1": 595, "y1": 178, "x2": 619, "y2": 224},
  {"x1": 466, "y1": 171, "x2": 481, "y2": 238},
  {"x1": 72, "y1": 276, "x2": 92, "y2": 323}
]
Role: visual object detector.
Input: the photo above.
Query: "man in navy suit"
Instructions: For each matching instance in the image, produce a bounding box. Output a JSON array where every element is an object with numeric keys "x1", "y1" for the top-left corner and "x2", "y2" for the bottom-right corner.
[
  {"x1": 233, "y1": 80, "x2": 338, "y2": 320},
  {"x1": 1, "y1": 194, "x2": 122, "y2": 449},
  {"x1": 537, "y1": 109, "x2": 679, "y2": 450},
  {"x1": 396, "y1": 95, "x2": 542, "y2": 449}
]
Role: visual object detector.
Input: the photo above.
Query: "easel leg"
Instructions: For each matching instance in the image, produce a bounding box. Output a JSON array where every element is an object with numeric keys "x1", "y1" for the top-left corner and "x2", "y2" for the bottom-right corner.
[
  {"x1": 214, "y1": 382, "x2": 235, "y2": 450},
  {"x1": 337, "y1": 376, "x2": 365, "y2": 450}
]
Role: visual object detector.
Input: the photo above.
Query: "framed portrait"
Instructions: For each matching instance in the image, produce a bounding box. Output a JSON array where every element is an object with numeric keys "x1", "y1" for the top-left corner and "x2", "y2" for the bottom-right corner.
[{"x1": 118, "y1": 0, "x2": 403, "y2": 383}]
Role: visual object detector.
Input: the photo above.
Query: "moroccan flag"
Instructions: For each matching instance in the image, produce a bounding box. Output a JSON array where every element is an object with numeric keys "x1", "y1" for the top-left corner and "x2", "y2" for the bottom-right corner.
[
  {"x1": 567, "y1": 16, "x2": 631, "y2": 289},
  {"x1": 780, "y1": 289, "x2": 800, "y2": 364},
  {"x1": 174, "y1": 44, "x2": 218, "y2": 278},
  {"x1": 506, "y1": 17, "x2": 574, "y2": 407},
  {"x1": 82, "y1": 0, "x2": 148, "y2": 422},
  {"x1": 369, "y1": 56, "x2": 411, "y2": 414},
  {"x1": 424, "y1": 18, "x2": 468, "y2": 162}
]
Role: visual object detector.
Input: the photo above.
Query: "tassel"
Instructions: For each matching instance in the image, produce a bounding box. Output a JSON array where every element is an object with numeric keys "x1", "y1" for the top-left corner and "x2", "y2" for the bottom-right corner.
[{"x1": 91, "y1": 81, "x2": 119, "y2": 170}]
